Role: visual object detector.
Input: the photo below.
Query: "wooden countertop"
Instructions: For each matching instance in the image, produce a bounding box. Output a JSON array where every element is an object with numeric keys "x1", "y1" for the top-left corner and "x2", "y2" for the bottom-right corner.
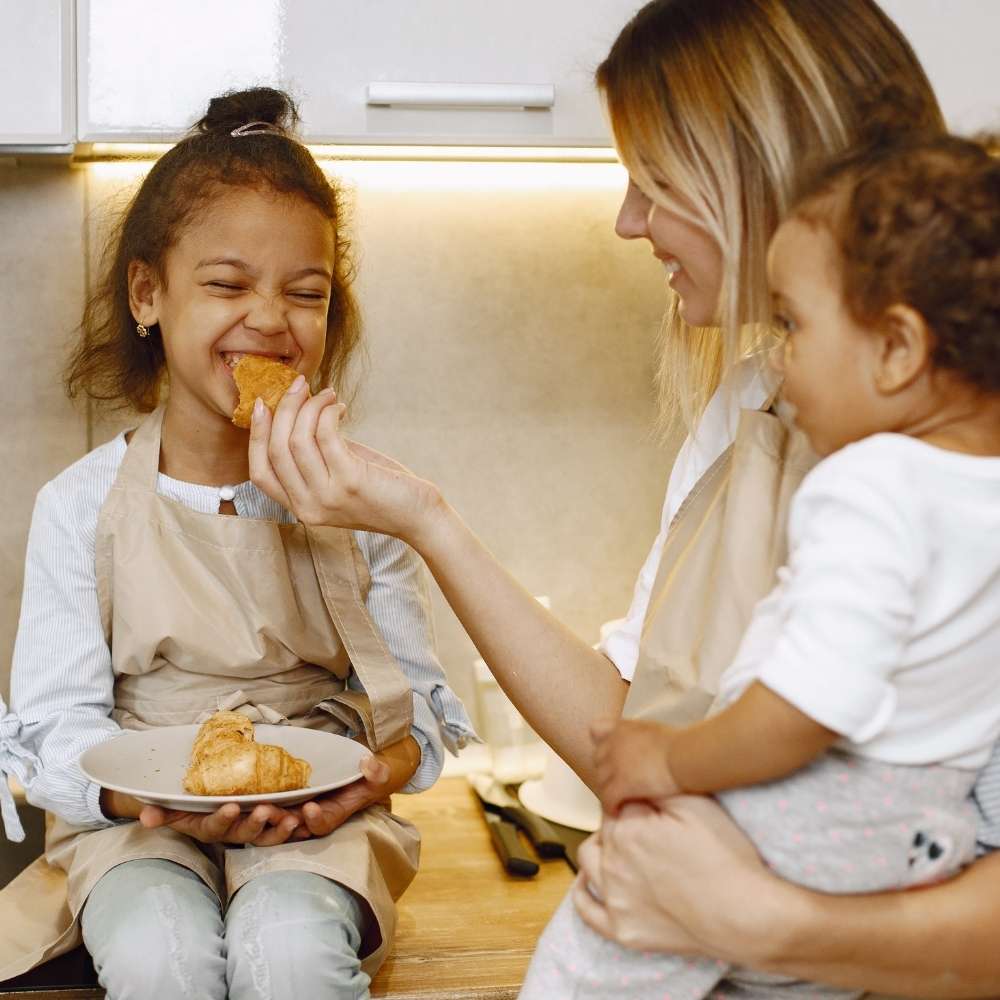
[{"x1": 372, "y1": 776, "x2": 574, "y2": 998}]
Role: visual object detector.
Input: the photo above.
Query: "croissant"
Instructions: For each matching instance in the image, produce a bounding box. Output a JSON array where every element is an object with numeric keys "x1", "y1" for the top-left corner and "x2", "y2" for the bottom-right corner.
[
  {"x1": 183, "y1": 710, "x2": 312, "y2": 795},
  {"x1": 231, "y1": 355, "x2": 300, "y2": 429}
]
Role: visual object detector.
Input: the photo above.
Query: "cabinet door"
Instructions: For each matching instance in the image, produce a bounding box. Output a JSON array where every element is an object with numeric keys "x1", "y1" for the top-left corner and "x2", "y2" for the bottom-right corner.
[
  {"x1": 0, "y1": 0, "x2": 74, "y2": 145},
  {"x1": 286, "y1": 0, "x2": 639, "y2": 145},
  {"x1": 78, "y1": 0, "x2": 641, "y2": 144},
  {"x1": 77, "y1": 0, "x2": 286, "y2": 141}
]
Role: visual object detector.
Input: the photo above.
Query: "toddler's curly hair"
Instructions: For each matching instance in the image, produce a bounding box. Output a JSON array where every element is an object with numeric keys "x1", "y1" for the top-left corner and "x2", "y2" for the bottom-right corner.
[{"x1": 790, "y1": 132, "x2": 1000, "y2": 393}]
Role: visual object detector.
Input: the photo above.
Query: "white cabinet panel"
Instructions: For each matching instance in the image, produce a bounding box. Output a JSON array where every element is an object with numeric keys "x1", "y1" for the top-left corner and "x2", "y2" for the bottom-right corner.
[
  {"x1": 0, "y1": 0, "x2": 74, "y2": 145},
  {"x1": 879, "y1": 0, "x2": 1000, "y2": 135},
  {"x1": 78, "y1": 0, "x2": 642, "y2": 145},
  {"x1": 78, "y1": 0, "x2": 283, "y2": 140},
  {"x1": 285, "y1": 0, "x2": 639, "y2": 145}
]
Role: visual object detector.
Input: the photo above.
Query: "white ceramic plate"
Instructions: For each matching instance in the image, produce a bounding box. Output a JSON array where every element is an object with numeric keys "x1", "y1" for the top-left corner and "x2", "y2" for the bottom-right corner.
[
  {"x1": 518, "y1": 777, "x2": 601, "y2": 833},
  {"x1": 80, "y1": 725, "x2": 366, "y2": 813}
]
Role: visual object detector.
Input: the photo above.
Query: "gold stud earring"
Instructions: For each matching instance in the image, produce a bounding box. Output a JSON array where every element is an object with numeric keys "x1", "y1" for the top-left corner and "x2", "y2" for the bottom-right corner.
[{"x1": 136, "y1": 323, "x2": 149, "y2": 338}]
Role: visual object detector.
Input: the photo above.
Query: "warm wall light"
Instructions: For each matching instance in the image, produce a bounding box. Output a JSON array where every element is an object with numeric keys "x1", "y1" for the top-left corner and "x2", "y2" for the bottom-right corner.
[
  {"x1": 330, "y1": 159, "x2": 626, "y2": 191},
  {"x1": 310, "y1": 144, "x2": 618, "y2": 163},
  {"x1": 82, "y1": 143, "x2": 627, "y2": 191},
  {"x1": 80, "y1": 142, "x2": 619, "y2": 163}
]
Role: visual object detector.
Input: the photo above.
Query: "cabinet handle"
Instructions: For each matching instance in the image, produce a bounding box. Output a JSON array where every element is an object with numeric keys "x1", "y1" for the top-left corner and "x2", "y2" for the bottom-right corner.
[{"x1": 366, "y1": 82, "x2": 555, "y2": 110}]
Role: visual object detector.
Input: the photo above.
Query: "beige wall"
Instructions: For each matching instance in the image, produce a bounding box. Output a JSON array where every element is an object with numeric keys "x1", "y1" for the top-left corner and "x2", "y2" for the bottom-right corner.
[
  {"x1": 1, "y1": 158, "x2": 675, "y2": 724},
  {"x1": 0, "y1": 164, "x2": 89, "y2": 700}
]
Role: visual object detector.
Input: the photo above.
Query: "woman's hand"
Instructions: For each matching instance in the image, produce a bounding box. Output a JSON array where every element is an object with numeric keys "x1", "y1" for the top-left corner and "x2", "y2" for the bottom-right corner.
[
  {"x1": 138, "y1": 802, "x2": 302, "y2": 847},
  {"x1": 591, "y1": 717, "x2": 681, "y2": 815},
  {"x1": 285, "y1": 736, "x2": 422, "y2": 840},
  {"x1": 574, "y1": 796, "x2": 779, "y2": 960},
  {"x1": 247, "y1": 383, "x2": 444, "y2": 547}
]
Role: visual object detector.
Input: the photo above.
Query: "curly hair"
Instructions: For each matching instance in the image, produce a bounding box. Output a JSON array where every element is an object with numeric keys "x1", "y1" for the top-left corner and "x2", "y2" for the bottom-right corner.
[
  {"x1": 66, "y1": 87, "x2": 362, "y2": 413},
  {"x1": 790, "y1": 133, "x2": 1000, "y2": 394}
]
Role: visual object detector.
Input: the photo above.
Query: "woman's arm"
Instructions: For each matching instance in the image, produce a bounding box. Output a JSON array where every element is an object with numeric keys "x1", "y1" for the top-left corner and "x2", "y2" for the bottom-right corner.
[
  {"x1": 352, "y1": 528, "x2": 478, "y2": 791},
  {"x1": 248, "y1": 388, "x2": 628, "y2": 786},
  {"x1": 751, "y1": 851, "x2": 1000, "y2": 997},
  {"x1": 577, "y1": 797, "x2": 1000, "y2": 997}
]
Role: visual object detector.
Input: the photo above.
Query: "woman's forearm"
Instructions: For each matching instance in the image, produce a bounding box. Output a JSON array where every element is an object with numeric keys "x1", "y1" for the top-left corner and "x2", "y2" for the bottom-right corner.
[
  {"x1": 412, "y1": 499, "x2": 628, "y2": 787},
  {"x1": 745, "y1": 852, "x2": 1000, "y2": 997}
]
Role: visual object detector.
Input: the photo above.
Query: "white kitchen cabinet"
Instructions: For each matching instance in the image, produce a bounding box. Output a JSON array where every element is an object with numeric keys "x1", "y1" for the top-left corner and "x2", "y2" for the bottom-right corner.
[
  {"x1": 0, "y1": 0, "x2": 75, "y2": 146},
  {"x1": 77, "y1": 0, "x2": 643, "y2": 145}
]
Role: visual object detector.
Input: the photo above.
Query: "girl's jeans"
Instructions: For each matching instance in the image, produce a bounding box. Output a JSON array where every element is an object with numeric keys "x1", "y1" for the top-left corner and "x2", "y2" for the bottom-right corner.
[{"x1": 81, "y1": 857, "x2": 371, "y2": 999}]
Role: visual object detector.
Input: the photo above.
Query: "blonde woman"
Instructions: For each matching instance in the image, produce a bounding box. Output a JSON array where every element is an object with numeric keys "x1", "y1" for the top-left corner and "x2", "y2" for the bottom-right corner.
[{"x1": 249, "y1": 0, "x2": 1000, "y2": 995}]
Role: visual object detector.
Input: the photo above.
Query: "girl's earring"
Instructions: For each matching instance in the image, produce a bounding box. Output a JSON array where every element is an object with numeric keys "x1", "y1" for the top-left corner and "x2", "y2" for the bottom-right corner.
[{"x1": 136, "y1": 323, "x2": 150, "y2": 339}]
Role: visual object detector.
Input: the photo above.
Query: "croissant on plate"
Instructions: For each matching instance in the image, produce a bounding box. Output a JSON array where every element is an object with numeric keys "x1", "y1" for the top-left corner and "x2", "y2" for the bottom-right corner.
[{"x1": 183, "y1": 710, "x2": 312, "y2": 796}]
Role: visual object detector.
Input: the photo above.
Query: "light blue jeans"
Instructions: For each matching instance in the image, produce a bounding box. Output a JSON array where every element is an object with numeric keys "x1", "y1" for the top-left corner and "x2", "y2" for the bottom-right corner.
[{"x1": 81, "y1": 858, "x2": 371, "y2": 1000}]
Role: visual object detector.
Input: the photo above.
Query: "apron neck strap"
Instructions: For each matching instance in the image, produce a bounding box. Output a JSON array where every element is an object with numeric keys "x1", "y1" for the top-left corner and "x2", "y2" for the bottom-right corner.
[{"x1": 118, "y1": 406, "x2": 166, "y2": 491}]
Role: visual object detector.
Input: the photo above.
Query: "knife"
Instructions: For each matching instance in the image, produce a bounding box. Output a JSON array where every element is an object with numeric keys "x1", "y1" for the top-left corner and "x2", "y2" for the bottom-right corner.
[
  {"x1": 483, "y1": 812, "x2": 539, "y2": 877},
  {"x1": 468, "y1": 772, "x2": 565, "y2": 859}
]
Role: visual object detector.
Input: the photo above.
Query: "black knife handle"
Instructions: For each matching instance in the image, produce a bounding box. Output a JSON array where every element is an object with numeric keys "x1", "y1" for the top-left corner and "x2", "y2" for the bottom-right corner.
[
  {"x1": 502, "y1": 805, "x2": 565, "y2": 859},
  {"x1": 487, "y1": 816, "x2": 539, "y2": 877}
]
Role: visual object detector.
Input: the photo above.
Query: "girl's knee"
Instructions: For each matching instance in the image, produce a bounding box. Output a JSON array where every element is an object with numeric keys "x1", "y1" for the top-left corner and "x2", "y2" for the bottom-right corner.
[
  {"x1": 227, "y1": 870, "x2": 371, "y2": 1000},
  {"x1": 82, "y1": 859, "x2": 226, "y2": 1000}
]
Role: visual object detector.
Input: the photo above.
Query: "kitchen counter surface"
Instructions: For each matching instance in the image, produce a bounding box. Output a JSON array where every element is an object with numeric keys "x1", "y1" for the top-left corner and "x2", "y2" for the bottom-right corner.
[
  {"x1": 0, "y1": 776, "x2": 575, "y2": 999},
  {"x1": 373, "y1": 774, "x2": 575, "y2": 998}
]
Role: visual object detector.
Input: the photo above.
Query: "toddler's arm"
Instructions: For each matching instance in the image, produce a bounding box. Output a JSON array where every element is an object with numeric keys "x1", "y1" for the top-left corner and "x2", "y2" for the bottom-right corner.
[{"x1": 593, "y1": 682, "x2": 836, "y2": 813}]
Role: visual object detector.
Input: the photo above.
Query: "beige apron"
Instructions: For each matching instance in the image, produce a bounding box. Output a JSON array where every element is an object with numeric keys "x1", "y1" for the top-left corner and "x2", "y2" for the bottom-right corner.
[
  {"x1": 623, "y1": 406, "x2": 909, "y2": 1000},
  {"x1": 0, "y1": 407, "x2": 420, "y2": 981},
  {"x1": 624, "y1": 406, "x2": 816, "y2": 725}
]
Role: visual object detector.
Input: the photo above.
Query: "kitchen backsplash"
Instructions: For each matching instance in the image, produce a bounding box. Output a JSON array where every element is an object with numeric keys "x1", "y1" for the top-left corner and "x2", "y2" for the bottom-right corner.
[{"x1": 1, "y1": 158, "x2": 677, "y2": 724}]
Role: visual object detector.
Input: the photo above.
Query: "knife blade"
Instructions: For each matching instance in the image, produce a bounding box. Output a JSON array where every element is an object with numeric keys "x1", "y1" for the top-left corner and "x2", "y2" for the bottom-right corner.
[
  {"x1": 483, "y1": 812, "x2": 539, "y2": 877},
  {"x1": 538, "y1": 817, "x2": 591, "y2": 873},
  {"x1": 468, "y1": 772, "x2": 565, "y2": 859}
]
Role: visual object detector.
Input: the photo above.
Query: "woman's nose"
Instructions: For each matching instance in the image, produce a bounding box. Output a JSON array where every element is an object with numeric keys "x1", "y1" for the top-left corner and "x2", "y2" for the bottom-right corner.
[{"x1": 615, "y1": 182, "x2": 651, "y2": 240}]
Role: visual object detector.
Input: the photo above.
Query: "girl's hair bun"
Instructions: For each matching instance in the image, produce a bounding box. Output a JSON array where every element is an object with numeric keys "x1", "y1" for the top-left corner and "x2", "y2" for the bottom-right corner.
[{"x1": 193, "y1": 87, "x2": 300, "y2": 136}]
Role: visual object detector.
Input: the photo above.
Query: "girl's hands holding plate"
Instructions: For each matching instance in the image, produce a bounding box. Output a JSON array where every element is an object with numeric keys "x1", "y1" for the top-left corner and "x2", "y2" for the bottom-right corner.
[
  {"x1": 138, "y1": 801, "x2": 302, "y2": 847},
  {"x1": 285, "y1": 736, "x2": 422, "y2": 840}
]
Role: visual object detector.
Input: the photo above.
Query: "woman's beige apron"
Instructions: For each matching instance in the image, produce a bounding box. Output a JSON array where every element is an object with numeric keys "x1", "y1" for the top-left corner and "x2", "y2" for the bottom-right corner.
[
  {"x1": 0, "y1": 407, "x2": 420, "y2": 981},
  {"x1": 623, "y1": 406, "x2": 909, "y2": 1000},
  {"x1": 624, "y1": 407, "x2": 816, "y2": 726}
]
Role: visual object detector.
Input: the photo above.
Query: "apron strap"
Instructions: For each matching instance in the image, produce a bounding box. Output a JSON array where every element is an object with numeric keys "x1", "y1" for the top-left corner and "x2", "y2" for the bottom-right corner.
[
  {"x1": 306, "y1": 526, "x2": 414, "y2": 750},
  {"x1": 116, "y1": 405, "x2": 165, "y2": 491},
  {"x1": 93, "y1": 407, "x2": 165, "y2": 639}
]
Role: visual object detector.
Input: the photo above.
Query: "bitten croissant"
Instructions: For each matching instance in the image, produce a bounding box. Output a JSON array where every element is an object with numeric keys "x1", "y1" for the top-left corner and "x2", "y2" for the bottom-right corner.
[
  {"x1": 231, "y1": 355, "x2": 300, "y2": 429},
  {"x1": 183, "y1": 710, "x2": 312, "y2": 795}
]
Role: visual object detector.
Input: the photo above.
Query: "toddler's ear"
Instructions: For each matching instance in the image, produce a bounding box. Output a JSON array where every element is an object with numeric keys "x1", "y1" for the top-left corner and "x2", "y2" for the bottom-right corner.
[
  {"x1": 874, "y1": 303, "x2": 932, "y2": 394},
  {"x1": 127, "y1": 259, "x2": 160, "y2": 327}
]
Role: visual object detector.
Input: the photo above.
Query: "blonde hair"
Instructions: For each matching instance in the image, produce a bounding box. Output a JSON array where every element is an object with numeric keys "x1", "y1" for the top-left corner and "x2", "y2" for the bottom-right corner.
[{"x1": 597, "y1": 0, "x2": 945, "y2": 435}]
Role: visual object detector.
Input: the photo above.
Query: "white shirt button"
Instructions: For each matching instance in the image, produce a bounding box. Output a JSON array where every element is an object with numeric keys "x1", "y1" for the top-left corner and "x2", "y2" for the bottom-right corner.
[{"x1": 219, "y1": 485, "x2": 236, "y2": 502}]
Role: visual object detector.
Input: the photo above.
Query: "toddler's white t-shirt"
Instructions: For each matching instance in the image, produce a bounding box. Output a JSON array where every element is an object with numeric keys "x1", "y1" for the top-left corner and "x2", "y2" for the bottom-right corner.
[{"x1": 718, "y1": 433, "x2": 1000, "y2": 770}]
